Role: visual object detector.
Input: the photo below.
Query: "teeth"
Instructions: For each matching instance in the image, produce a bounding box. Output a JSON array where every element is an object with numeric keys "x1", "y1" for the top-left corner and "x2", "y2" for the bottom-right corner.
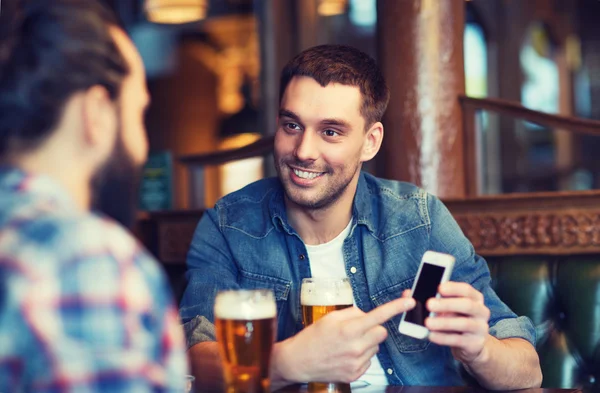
[{"x1": 293, "y1": 169, "x2": 321, "y2": 180}]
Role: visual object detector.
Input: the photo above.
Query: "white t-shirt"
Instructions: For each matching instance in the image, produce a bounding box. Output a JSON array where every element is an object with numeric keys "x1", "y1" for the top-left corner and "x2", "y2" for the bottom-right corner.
[{"x1": 305, "y1": 220, "x2": 389, "y2": 387}]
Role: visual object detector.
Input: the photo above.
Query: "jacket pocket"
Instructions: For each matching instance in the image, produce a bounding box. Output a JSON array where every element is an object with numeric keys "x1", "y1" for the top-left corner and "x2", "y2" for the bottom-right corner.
[
  {"x1": 238, "y1": 270, "x2": 291, "y2": 320},
  {"x1": 371, "y1": 279, "x2": 431, "y2": 353}
]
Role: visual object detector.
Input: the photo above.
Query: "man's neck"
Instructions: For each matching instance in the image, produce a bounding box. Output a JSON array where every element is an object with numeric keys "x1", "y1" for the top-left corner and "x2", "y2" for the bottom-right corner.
[
  {"x1": 285, "y1": 182, "x2": 357, "y2": 246},
  {"x1": 13, "y1": 152, "x2": 91, "y2": 212}
]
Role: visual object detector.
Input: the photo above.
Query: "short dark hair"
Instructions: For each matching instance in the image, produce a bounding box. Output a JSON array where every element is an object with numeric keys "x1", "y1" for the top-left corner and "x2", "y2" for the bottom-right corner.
[
  {"x1": 279, "y1": 44, "x2": 390, "y2": 128},
  {"x1": 0, "y1": 0, "x2": 129, "y2": 157}
]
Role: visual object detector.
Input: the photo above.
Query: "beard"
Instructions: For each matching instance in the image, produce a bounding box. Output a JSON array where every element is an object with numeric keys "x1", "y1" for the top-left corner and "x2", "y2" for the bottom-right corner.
[
  {"x1": 274, "y1": 155, "x2": 360, "y2": 210},
  {"x1": 90, "y1": 131, "x2": 142, "y2": 229}
]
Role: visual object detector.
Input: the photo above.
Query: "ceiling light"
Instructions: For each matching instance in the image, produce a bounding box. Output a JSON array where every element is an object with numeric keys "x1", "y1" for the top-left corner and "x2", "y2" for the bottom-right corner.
[
  {"x1": 145, "y1": 0, "x2": 208, "y2": 24},
  {"x1": 318, "y1": 0, "x2": 348, "y2": 16}
]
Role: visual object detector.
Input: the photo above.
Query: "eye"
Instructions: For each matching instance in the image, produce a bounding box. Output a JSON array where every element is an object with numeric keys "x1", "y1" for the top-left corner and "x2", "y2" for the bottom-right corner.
[
  {"x1": 323, "y1": 129, "x2": 339, "y2": 137},
  {"x1": 285, "y1": 123, "x2": 301, "y2": 131}
]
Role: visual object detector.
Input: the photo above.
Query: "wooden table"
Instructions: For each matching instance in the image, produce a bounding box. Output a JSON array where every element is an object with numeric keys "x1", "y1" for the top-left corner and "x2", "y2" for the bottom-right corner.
[{"x1": 275, "y1": 386, "x2": 582, "y2": 393}]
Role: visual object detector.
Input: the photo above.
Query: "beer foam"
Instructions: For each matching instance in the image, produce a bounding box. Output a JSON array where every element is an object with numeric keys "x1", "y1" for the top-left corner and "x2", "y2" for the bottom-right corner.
[
  {"x1": 214, "y1": 291, "x2": 277, "y2": 320},
  {"x1": 301, "y1": 283, "x2": 354, "y2": 306}
]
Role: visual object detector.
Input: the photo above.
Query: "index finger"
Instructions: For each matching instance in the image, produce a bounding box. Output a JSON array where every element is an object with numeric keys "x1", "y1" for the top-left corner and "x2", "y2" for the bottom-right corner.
[{"x1": 358, "y1": 297, "x2": 415, "y2": 332}]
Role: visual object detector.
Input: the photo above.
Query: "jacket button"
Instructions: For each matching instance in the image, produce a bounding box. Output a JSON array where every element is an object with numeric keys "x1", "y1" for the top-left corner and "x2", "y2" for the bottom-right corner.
[
  {"x1": 299, "y1": 254, "x2": 305, "y2": 260},
  {"x1": 387, "y1": 368, "x2": 393, "y2": 375},
  {"x1": 350, "y1": 267, "x2": 357, "y2": 274}
]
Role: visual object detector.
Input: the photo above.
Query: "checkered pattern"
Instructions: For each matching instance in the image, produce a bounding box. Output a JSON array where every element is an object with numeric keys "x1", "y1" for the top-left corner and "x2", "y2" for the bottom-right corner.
[{"x1": 0, "y1": 168, "x2": 188, "y2": 392}]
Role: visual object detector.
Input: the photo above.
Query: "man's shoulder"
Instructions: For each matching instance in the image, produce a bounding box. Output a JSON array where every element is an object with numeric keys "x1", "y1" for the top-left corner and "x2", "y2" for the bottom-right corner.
[
  {"x1": 362, "y1": 174, "x2": 475, "y2": 263},
  {"x1": 361, "y1": 173, "x2": 430, "y2": 216},
  {"x1": 70, "y1": 214, "x2": 145, "y2": 260},
  {"x1": 59, "y1": 212, "x2": 142, "y2": 257},
  {"x1": 1, "y1": 205, "x2": 151, "y2": 271},
  {"x1": 205, "y1": 178, "x2": 281, "y2": 238},
  {"x1": 356, "y1": 173, "x2": 435, "y2": 240},
  {"x1": 0, "y1": 206, "x2": 171, "y2": 312},
  {"x1": 362, "y1": 173, "x2": 427, "y2": 201}
]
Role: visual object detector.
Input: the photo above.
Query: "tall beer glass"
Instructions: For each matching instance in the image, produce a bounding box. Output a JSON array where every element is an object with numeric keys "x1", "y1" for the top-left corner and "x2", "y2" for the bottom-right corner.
[
  {"x1": 301, "y1": 278, "x2": 353, "y2": 393},
  {"x1": 215, "y1": 289, "x2": 277, "y2": 393}
]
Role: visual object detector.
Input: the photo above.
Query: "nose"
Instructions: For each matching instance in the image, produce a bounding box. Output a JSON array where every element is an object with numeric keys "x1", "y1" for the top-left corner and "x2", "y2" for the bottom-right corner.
[{"x1": 294, "y1": 130, "x2": 319, "y2": 162}]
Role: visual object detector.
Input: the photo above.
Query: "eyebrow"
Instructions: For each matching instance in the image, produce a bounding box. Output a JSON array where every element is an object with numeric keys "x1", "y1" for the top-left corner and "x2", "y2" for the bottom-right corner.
[
  {"x1": 279, "y1": 108, "x2": 351, "y2": 129},
  {"x1": 278, "y1": 109, "x2": 301, "y2": 122},
  {"x1": 320, "y1": 118, "x2": 351, "y2": 129}
]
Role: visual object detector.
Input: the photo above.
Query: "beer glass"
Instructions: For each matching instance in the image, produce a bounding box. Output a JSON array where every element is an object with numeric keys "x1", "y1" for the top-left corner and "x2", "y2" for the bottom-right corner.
[
  {"x1": 215, "y1": 289, "x2": 277, "y2": 393},
  {"x1": 301, "y1": 278, "x2": 353, "y2": 393}
]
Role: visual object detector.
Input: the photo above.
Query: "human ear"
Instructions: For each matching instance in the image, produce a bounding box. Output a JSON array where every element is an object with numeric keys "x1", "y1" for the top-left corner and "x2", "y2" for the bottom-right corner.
[{"x1": 361, "y1": 121, "x2": 384, "y2": 162}]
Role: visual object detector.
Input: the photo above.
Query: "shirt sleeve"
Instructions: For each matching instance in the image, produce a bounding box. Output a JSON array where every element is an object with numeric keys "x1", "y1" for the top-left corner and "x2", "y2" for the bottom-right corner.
[
  {"x1": 183, "y1": 316, "x2": 216, "y2": 349},
  {"x1": 179, "y1": 208, "x2": 241, "y2": 346},
  {"x1": 20, "y1": 222, "x2": 188, "y2": 392},
  {"x1": 426, "y1": 194, "x2": 537, "y2": 347}
]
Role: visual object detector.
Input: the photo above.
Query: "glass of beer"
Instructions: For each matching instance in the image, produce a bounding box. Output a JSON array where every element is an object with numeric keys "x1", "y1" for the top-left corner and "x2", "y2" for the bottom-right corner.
[
  {"x1": 215, "y1": 289, "x2": 277, "y2": 393},
  {"x1": 301, "y1": 278, "x2": 353, "y2": 393}
]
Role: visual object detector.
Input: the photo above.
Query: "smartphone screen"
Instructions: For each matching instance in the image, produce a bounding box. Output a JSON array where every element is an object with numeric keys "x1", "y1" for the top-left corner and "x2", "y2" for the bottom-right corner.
[{"x1": 404, "y1": 263, "x2": 445, "y2": 326}]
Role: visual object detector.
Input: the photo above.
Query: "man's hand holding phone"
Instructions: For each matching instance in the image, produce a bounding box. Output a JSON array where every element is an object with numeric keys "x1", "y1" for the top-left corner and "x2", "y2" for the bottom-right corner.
[
  {"x1": 396, "y1": 252, "x2": 540, "y2": 389},
  {"x1": 425, "y1": 281, "x2": 492, "y2": 365},
  {"x1": 397, "y1": 250, "x2": 493, "y2": 367},
  {"x1": 399, "y1": 282, "x2": 494, "y2": 372}
]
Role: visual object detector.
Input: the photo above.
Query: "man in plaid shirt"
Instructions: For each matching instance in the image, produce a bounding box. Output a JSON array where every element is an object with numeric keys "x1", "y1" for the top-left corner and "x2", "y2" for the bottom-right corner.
[{"x1": 0, "y1": 0, "x2": 188, "y2": 391}]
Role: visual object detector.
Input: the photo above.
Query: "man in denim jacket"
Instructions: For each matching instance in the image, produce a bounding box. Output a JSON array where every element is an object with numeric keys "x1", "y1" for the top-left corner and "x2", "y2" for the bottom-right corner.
[{"x1": 180, "y1": 45, "x2": 542, "y2": 390}]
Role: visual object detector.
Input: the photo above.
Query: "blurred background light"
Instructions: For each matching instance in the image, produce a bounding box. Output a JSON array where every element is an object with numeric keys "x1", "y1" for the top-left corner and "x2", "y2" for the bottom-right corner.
[{"x1": 145, "y1": 0, "x2": 209, "y2": 24}]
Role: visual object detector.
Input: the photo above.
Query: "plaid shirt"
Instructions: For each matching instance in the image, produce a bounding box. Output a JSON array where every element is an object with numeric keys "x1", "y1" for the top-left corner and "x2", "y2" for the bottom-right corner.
[{"x1": 0, "y1": 168, "x2": 189, "y2": 392}]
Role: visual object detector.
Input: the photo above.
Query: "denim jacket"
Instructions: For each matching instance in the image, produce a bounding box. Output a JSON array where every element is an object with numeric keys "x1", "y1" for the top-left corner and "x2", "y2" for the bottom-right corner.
[{"x1": 179, "y1": 172, "x2": 535, "y2": 386}]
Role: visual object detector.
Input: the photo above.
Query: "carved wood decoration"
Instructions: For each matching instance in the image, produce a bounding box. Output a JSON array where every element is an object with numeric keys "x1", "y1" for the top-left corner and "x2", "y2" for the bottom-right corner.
[
  {"x1": 454, "y1": 211, "x2": 600, "y2": 255},
  {"x1": 446, "y1": 191, "x2": 600, "y2": 256}
]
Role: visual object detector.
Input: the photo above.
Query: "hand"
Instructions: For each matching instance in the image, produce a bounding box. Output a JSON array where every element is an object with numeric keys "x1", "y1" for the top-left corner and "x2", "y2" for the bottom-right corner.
[
  {"x1": 274, "y1": 297, "x2": 415, "y2": 384},
  {"x1": 424, "y1": 282, "x2": 491, "y2": 365}
]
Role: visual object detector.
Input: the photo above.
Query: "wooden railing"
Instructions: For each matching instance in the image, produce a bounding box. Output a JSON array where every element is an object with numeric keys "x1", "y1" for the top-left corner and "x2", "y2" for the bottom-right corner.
[
  {"x1": 179, "y1": 135, "x2": 275, "y2": 167},
  {"x1": 460, "y1": 96, "x2": 600, "y2": 197},
  {"x1": 453, "y1": 96, "x2": 600, "y2": 256}
]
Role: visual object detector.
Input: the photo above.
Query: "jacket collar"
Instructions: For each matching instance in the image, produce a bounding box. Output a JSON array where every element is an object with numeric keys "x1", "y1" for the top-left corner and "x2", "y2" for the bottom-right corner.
[
  {"x1": 269, "y1": 185, "x2": 295, "y2": 236},
  {"x1": 352, "y1": 172, "x2": 377, "y2": 234}
]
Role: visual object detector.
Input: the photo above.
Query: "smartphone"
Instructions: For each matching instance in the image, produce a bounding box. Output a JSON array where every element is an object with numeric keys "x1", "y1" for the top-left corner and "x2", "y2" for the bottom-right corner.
[{"x1": 398, "y1": 251, "x2": 455, "y2": 340}]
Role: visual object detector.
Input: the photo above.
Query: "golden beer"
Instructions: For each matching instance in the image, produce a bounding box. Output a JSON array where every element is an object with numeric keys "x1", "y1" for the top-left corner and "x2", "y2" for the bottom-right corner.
[
  {"x1": 301, "y1": 304, "x2": 352, "y2": 326},
  {"x1": 215, "y1": 290, "x2": 277, "y2": 393},
  {"x1": 301, "y1": 278, "x2": 353, "y2": 393}
]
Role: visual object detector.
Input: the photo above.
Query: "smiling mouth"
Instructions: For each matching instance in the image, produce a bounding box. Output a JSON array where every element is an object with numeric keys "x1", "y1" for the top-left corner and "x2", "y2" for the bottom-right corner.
[{"x1": 292, "y1": 168, "x2": 324, "y2": 180}]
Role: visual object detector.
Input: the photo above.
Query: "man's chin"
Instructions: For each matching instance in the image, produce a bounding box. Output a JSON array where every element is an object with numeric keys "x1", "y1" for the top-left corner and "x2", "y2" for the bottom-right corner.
[{"x1": 284, "y1": 189, "x2": 328, "y2": 210}]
